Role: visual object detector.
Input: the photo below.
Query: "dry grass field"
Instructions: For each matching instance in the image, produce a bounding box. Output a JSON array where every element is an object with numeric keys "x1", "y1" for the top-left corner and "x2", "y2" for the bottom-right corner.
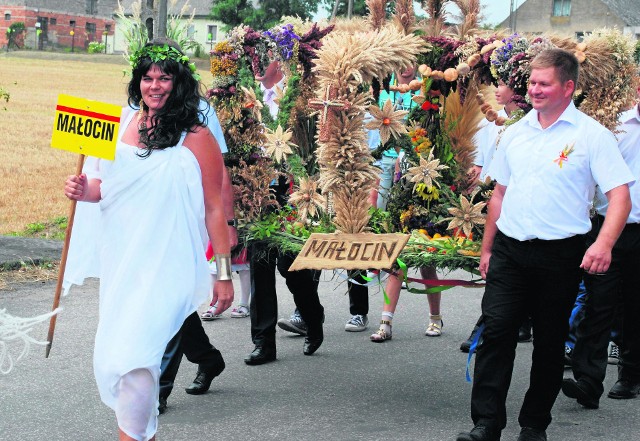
[{"x1": 0, "y1": 52, "x2": 212, "y2": 235}]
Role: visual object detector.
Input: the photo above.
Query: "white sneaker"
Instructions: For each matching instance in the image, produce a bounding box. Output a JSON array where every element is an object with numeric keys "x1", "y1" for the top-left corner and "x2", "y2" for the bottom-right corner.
[
  {"x1": 345, "y1": 314, "x2": 369, "y2": 332},
  {"x1": 230, "y1": 305, "x2": 250, "y2": 318},
  {"x1": 277, "y1": 309, "x2": 308, "y2": 336},
  {"x1": 608, "y1": 341, "x2": 620, "y2": 365}
]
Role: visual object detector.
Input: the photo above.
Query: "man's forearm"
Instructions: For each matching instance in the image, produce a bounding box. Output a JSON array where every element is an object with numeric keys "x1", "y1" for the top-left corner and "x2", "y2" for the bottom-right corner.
[
  {"x1": 596, "y1": 185, "x2": 631, "y2": 248},
  {"x1": 481, "y1": 184, "x2": 506, "y2": 254}
]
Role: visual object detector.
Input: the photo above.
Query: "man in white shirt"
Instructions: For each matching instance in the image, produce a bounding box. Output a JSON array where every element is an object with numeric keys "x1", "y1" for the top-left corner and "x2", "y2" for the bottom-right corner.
[
  {"x1": 245, "y1": 59, "x2": 326, "y2": 365},
  {"x1": 457, "y1": 49, "x2": 633, "y2": 441},
  {"x1": 256, "y1": 60, "x2": 285, "y2": 120},
  {"x1": 561, "y1": 85, "x2": 640, "y2": 408}
]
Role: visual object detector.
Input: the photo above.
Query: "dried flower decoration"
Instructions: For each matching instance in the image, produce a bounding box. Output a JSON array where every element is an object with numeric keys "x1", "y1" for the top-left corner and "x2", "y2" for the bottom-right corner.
[
  {"x1": 445, "y1": 193, "x2": 486, "y2": 237},
  {"x1": 263, "y1": 24, "x2": 301, "y2": 62},
  {"x1": 288, "y1": 177, "x2": 326, "y2": 221},
  {"x1": 240, "y1": 86, "x2": 263, "y2": 122},
  {"x1": 264, "y1": 125, "x2": 296, "y2": 163},
  {"x1": 366, "y1": 99, "x2": 409, "y2": 145},
  {"x1": 407, "y1": 151, "x2": 449, "y2": 192}
]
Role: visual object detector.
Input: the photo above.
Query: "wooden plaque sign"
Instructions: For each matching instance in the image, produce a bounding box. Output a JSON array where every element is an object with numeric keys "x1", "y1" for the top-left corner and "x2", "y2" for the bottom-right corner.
[{"x1": 288, "y1": 233, "x2": 410, "y2": 271}]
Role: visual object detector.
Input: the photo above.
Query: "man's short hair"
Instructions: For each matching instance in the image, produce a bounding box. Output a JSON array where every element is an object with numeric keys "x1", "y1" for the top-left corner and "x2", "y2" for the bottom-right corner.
[{"x1": 530, "y1": 48, "x2": 579, "y2": 90}]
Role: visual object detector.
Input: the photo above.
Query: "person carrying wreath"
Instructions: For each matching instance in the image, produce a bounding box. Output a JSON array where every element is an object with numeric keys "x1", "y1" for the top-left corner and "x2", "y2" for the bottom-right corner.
[
  {"x1": 457, "y1": 48, "x2": 633, "y2": 441},
  {"x1": 64, "y1": 38, "x2": 233, "y2": 440}
]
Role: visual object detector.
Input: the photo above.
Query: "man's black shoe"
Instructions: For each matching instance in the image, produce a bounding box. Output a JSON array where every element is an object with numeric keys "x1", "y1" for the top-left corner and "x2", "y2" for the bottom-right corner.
[
  {"x1": 561, "y1": 378, "x2": 599, "y2": 409},
  {"x1": 303, "y1": 336, "x2": 323, "y2": 355},
  {"x1": 456, "y1": 425, "x2": 500, "y2": 441},
  {"x1": 460, "y1": 325, "x2": 482, "y2": 353},
  {"x1": 158, "y1": 396, "x2": 167, "y2": 414},
  {"x1": 517, "y1": 427, "x2": 547, "y2": 441},
  {"x1": 608, "y1": 379, "x2": 640, "y2": 399},
  {"x1": 518, "y1": 320, "x2": 532, "y2": 343},
  {"x1": 185, "y1": 370, "x2": 216, "y2": 395},
  {"x1": 184, "y1": 357, "x2": 226, "y2": 395},
  {"x1": 244, "y1": 345, "x2": 276, "y2": 365}
]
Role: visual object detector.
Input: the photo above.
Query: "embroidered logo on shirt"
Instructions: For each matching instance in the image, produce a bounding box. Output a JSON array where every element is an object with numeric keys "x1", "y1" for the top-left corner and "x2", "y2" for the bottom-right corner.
[{"x1": 553, "y1": 142, "x2": 575, "y2": 168}]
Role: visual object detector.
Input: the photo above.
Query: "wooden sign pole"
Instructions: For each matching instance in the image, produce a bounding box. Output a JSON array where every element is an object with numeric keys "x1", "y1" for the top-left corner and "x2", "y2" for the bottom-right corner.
[{"x1": 45, "y1": 154, "x2": 85, "y2": 358}]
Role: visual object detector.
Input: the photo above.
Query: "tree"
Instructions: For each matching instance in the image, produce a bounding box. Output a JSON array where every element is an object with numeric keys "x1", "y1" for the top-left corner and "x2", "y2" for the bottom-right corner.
[
  {"x1": 211, "y1": 0, "x2": 321, "y2": 31},
  {"x1": 322, "y1": 0, "x2": 368, "y2": 17},
  {"x1": 6, "y1": 22, "x2": 26, "y2": 50}
]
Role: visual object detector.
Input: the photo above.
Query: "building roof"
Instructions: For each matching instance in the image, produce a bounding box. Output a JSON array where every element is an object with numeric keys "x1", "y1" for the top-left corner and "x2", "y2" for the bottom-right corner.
[{"x1": 601, "y1": 0, "x2": 640, "y2": 26}]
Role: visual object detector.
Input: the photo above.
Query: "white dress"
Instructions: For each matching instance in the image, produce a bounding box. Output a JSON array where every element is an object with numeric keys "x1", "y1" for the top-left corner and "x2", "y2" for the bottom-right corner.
[{"x1": 65, "y1": 109, "x2": 211, "y2": 439}]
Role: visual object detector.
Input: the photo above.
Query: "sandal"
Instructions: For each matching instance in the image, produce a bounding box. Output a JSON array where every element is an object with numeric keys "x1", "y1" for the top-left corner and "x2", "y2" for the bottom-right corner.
[
  {"x1": 201, "y1": 305, "x2": 222, "y2": 321},
  {"x1": 230, "y1": 304, "x2": 250, "y2": 318},
  {"x1": 370, "y1": 320, "x2": 392, "y2": 342},
  {"x1": 425, "y1": 315, "x2": 443, "y2": 337}
]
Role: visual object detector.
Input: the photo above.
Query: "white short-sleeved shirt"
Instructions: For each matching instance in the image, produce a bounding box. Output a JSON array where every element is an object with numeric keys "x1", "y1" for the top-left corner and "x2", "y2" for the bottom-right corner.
[
  {"x1": 261, "y1": 78, "x2": 286, "y2": 120},
  {"x1": 488, "y1": 101, "x2": 634, "y2": 240},
  {"x1": 594, "y1": 105, "x2": 640, "y2": 223},
  {"x1": 473, "y1": 109, "x2": 506, "y2": 180}
]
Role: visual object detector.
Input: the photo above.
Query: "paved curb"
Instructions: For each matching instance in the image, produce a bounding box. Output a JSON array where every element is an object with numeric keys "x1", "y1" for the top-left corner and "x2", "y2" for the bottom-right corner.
[{"x1": 0, "y1": 236, "x2": 62, "y2": 269}]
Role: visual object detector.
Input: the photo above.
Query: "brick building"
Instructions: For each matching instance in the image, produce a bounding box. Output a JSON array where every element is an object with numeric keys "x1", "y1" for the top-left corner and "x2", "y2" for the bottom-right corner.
[
  {"x1": 1, "y1": 0, "x2": 117, "y2": 51},
  {"x1": 501, "y1": 0, "x2": 640, "y2": 40}
]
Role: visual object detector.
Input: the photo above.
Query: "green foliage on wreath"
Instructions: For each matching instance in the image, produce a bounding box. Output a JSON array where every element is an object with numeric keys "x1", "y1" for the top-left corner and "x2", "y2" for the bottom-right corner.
[{"x1": 370, "y1": 133, "x2": 414, "y2": 161}]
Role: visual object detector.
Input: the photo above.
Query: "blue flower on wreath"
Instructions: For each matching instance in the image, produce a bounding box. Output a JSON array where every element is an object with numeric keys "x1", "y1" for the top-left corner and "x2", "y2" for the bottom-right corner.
[{"x1": 263, "y1": 24, "x2": 301, "y2": 62}]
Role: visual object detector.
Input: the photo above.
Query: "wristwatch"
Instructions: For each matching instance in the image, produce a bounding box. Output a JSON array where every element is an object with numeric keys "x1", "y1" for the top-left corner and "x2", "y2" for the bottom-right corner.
[{"x1": 227, "y1": 219, "x2": 238, "y2": 228}]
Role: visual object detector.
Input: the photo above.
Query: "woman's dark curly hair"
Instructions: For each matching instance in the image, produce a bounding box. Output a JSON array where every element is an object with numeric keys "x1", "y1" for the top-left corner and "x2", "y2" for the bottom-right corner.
[{"x1": 127, "y1": 38, "x2": 206, "y2": 157}]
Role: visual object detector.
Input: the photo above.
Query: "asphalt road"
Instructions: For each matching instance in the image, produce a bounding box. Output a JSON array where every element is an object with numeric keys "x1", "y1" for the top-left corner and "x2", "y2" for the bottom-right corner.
[{"x1": 1, "y1": 270, "x2": 638, "y2": 441}]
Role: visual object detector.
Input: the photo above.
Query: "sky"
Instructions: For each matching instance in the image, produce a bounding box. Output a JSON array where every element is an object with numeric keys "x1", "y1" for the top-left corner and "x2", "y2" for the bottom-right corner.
[
  {"x1": 481, "y1": 0, "x2": 513, "y2": 26},
  {"x1": 314, "y1": 1, "x2": 516, "y2": 27}
]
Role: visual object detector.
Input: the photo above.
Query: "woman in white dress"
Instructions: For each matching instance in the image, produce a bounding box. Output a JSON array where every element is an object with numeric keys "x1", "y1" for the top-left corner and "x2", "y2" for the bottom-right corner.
[{"x1": 64, "y1": 38, "x2": 233, "y2": 441}]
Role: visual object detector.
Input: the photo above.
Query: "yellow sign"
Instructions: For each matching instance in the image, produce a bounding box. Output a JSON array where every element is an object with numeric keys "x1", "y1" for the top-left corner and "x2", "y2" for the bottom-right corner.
[
  {"x1": 51, "y1": 94, "x2": 121, "y2": 160},
  {"x1": 288, "y1": 233, "x2": 410, "y2": 271}
]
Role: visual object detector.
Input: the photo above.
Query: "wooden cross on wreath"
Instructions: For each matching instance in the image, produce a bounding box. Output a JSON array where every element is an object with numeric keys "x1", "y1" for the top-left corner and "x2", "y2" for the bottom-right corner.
[{"x1": 308, "y1": 83, "x2": 351, "y2": 142}]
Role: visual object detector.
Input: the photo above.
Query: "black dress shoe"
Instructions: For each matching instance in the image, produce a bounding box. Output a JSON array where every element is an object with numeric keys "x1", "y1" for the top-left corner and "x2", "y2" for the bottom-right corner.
[
  {"x1": 518, "y1": 319, "x2": 532, "y2": 343},
  {"x1": 561, "y1": 378, "x2": 599, "y2": 409},
  {"x1": 185, "y1": 370, "x2": 216, "y2": 395},
  {"x1": 456, "y1": 424, "x2": 500, "y2": 441},
  {"x1": 158, "y1": 396, "x2": 167, "y2": 415},
  {"x1": 608, "y1": 379, "x2": 640, "y2": 399},
  {"x1": 244, "y1": 345, "x2": 276, "y2": 365},
  {"x1": 517, "y1": 427, "x2": 547, "y2": 441},
  {"x1": 303, "y1": 337, "x2": 323, "y2": 355},
  {"x1": 460, "y1": 325, "x2": 483, "y2": 353}
]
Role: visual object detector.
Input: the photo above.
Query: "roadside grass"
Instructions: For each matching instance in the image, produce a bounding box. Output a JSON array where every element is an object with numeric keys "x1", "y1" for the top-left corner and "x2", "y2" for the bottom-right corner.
[
  {"x1": 6, "y1": 216, "x2": 68, "y2": 240},
  {"x1": 0, "y1": 259, "x2": 59, "y2": 290}
]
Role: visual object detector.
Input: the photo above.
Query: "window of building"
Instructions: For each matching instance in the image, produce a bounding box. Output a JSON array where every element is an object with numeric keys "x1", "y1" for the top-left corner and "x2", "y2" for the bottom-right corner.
[
  {"x1": 50, "y1": 18, "x2": 57, "y2": 25},
  {"x1": 4, "y1": 12, "x2": 10, "y2": 21},
  {"x1": 552, "y1": 0, "x2": 571, "y2": 17},
  {"x1": 207, "y1": 24, "x2": 218, "y2": 42},
  {"x1": 187, "y1": 24, "x2": 195, "y2": 39},
  {"x1": 86, "y1": 22, "x2": 96, "y2": 34},
  {"x1": 86, "y1": 0, "x2": 98, "y2": 15}
]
